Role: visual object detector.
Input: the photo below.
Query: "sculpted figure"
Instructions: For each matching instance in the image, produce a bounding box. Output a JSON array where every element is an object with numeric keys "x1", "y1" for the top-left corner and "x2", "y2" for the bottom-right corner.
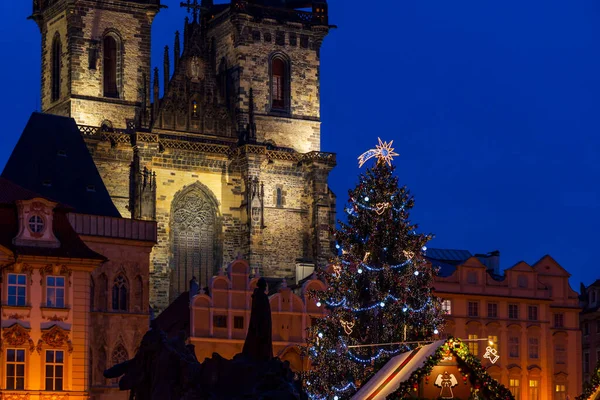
[{"x1": 242, "y1": 277, "x2": 273, "y2": 362}]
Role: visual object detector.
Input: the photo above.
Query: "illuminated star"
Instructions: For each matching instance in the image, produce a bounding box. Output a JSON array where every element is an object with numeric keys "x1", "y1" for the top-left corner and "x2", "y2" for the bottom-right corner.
[
  {"x1": 357, "y1": 138, "x2": 399, "y2": 168},
  {"x1": 375, "y1": 138, "x2": 399, "y2": 167}
]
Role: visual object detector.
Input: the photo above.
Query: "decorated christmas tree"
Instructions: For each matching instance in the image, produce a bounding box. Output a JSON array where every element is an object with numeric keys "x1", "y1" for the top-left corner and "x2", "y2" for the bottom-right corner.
[{"x1": 304, "y1": 139, "x2": 446, "y2": 399}]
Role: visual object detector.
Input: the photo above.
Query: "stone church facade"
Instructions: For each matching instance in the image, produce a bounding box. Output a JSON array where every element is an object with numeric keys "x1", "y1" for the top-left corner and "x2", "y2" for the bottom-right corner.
[{"x1": 31, "y1": 0, "x2": 336, "y2": 311}]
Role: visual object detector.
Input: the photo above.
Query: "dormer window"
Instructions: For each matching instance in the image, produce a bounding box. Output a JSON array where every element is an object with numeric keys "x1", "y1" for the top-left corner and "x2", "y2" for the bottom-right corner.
[
  {"x1": 28, "y1": 215, "x2": 45, "y2": 234},
  {"x1": 517, "y1": 275, "x2": 528, "y2": 288}
]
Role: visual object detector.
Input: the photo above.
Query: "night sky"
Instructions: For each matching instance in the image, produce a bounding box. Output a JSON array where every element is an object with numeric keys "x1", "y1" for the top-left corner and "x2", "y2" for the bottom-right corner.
[{"x1": 1, "y1": 0, "x2": 599, "y2": 290}]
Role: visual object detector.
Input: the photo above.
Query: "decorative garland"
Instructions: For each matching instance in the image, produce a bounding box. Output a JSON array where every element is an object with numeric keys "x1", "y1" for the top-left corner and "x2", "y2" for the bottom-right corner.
[
  {"x1": 577, "y1": 358, "x2": 600, "y2": 400},
  {"x1": 385, "y1": 338, "x2": 514, "y2": 400}
]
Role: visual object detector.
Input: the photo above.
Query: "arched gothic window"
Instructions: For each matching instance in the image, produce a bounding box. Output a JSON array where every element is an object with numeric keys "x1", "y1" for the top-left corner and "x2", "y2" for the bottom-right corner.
[
  {"x1": 51, "y1": 33, "x2": 61, "y2": 102},
  {"x1": 103, "y1": 34, "x2": 120, "y2": 98},
  {"x1": 270, "y1": 55, "x2": 289, "y2": 111},
  {"x1": 112, "y1": 274, "x2": 128, "y2": 312},
  {"x1": 171, "y1": 183, "x2": 220, "y2": 296},
  {"x1": 110, "y1": 344, "x2": 128, "y2": 385}
]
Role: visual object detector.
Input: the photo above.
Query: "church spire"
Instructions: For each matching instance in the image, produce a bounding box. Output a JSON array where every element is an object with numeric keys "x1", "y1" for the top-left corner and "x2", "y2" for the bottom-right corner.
[
  {"x1": 163, "y1": 45, "x2": 170, "y2": 92},
  {"x1": 174, "y1": 31, "x2": 181, "y2": 72}
]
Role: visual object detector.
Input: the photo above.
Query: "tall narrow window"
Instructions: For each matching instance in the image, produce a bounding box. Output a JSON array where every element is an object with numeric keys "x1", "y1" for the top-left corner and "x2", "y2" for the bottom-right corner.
[
  {"x1": 509, "y1": 336, "x2": 520, "y2": 358},
  {"x1": 529, "y1": 337, "x2": 539, "y2": 359},
  {"x1": 555, "y1": 384, "x2": 566, "y2": 400},
  {"x1": 276, "y1": 188, "x2": 283, "y2": 207},
  {"x1": 112, "y1": 275, "x2": 128, "y2": 312},
  {"x1": 45, "y1": 350, "x2": 64, "y2": 391},
  {"x1": 46, "y1": 276, "x2": 65, "y2": 308},
  {"x1": 6, "y1": 349, "x2": 25, "y2": 390},
  {"x1": 7, "y1": 274, "x2": 27, "y2": 306},
  {"x1": 509, "y1": 379, "x2": 521, "y2": 400},
  {"x1": 271, "y1": 56, "x2": 287, "y2": 111},
  {"x1": 51, "y1": 34, "x2": 61, "y2": 102},
  {"x1": 467, "y1": 334, "x2": 478, "y2": 355},
  {"x1": 467, "y1": 301, "x2": 479, "y2": 317},
  {"x1": 529, "y1": 380, "x2": 539, "y2": 400},
  {"x1": 103, "y1": 35, "x2": 119, "y2": 98}
]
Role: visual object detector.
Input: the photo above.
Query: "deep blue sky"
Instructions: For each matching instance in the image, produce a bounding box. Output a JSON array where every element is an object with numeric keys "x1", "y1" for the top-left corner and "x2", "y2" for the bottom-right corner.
[{"x1": 1, "y1": 1, "x2": 599, "y2": 290}]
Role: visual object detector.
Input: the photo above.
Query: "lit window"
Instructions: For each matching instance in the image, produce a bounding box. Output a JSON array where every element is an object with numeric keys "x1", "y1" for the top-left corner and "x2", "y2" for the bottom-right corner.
[
  {"x1": 487, "y1": 302, "x2": 498, "y2": 318},
  {"x1": 112, "y1": 275, "x2": 128, "y2": 312},
  {"x1": 7, "y1": 274, "x2": 27, "y2": 306},
  {"x1": 441, "y1": 299, "x2": 451, "y2": 315},
  {"x1": 554, "y1": 313, "x2": 564, "y2": 328},
  {"x1": 529, "y1": 337, "x2": 539, "y2": 359},
  {"x1": 6, "y1": 349, "x2": 25, "y2": 390},
  {"x1": 509, "y1": 378, "x2": 520, "y2": 399},
  {"x1": 528, "y1": 305, "x2": 538, "y2": 321},
  {"x1": 468, "y1": 301, "x2": 479, "y2": 317},
  {"x1": 28, "y1": 215, "x2": 45, "y2": 233},
  {"x1": 191, "y1": 100, "x2": 199, "y2": 118},
  {"x1": 529, "y1": 380, "x2": 539, "y2": 400},
  {"x1": 46, "y1": 276, "x2": 65, "y2": 308},
  {"x1": 509, "y1": 336, "x2": 520, "y2": 358},
  {"x1": 45, "y1": 350, "x2": 64, "y2": 391},
  {"x1": 555, "y1": 384, "x2": 566, "y2": 400},
  {"x1": 468, "y1": 334, "x2": 478, "y2": 355},
  {"x1": 508, "y1": 304, "x2": 519, "y2": 319}
]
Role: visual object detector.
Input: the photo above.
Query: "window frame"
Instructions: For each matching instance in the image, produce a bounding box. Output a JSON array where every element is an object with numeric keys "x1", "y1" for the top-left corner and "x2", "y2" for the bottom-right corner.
[
  {"x1": 7, "y1": 273, "x2": 27, "y2": 307},
  {"x1": 112, "y1": 274, "x2": 128, "y2": 312},
  {"x1": 508, "y1": 304, "x2": 519, "y2": 320},
  {"x1": 213, "y1": 314, "x2": 227, "y2": 328},
  {"x1": 487, "y1": 302, "x2": 498, "y2": 318},
  {"x1": 509, "y1": 335, "x2": 520, "y2": 358},
  {"x1": 467, "y1": 301, "x2": 479, "y2": 317},
  {"x1": 102, "y1": 32, "x2": 122, "y2": 99},
  {"x1": 441, "y1": 299, "x2": 452, "y2": 315},
  {"x1": 45, "y1": 349, "x2": 64, "y2": 391},
  {"x1": 509, "y1": 378, "x2": 521, "y2": 400},
  {"x1": 45, "y1": 275, "x2": 66, "y2": 308},
  {"x1": 528, "y1": 305, "x2": 538, "y2": 321},
  {"x1": 528, "y1": 337, "x2": 539, "y2": 359},
  {"x1": 554, "y1": 313, "x2": 564, "y2": 328},
  {"x1": 5, "y1": 348, "x2": 26, "y2": 390},
  {"x1": 269, "y1": 53, "x2": 290, "y2": 114}
]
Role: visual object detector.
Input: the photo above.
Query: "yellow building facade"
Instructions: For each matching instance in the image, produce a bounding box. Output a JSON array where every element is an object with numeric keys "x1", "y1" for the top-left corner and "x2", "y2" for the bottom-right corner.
[
  {"x1": 434, "y1": 255, "x2": 582, "y2": 400},
  {"x1": 0, "y1": 177, "x2": 156, "y2": 400}
]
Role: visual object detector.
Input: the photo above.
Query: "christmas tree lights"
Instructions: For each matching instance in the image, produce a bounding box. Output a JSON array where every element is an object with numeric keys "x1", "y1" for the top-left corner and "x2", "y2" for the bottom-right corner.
[{"x1": 304, "y1": 140, "x2": 446, "y2": 399}]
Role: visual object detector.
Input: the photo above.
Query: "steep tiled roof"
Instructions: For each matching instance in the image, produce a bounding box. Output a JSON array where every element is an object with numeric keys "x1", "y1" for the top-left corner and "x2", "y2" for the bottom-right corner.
[{"x1": 2, "y1": 112, "x2": 121, "y2": 218}]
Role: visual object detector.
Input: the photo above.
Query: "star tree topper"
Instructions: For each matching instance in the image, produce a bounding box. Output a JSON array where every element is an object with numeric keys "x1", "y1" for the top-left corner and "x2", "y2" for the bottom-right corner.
[{"x1": 358, "y1": 138, "x2": 399, "y2": 168}]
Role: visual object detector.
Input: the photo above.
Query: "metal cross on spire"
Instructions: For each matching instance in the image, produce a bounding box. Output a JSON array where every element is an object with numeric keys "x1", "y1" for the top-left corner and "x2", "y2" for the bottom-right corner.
[{"x1": 180, "y1": 0, "x2": 207, "y2": 23}]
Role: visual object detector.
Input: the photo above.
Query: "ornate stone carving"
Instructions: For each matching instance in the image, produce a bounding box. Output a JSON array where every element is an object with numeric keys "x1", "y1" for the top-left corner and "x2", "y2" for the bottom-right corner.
[
  {"x1": 36, "y1": 325, "x2": 73, "y2": 354},
  {"x1": 187, "y1": 56, "x2": 205, "y2": 83},
  {"x1": 46, "y1": 314, "x2": 66, "y2": 322},
  {"x1": 2, "y1": 324, "x2": 35, "y2": 353},
  {"x1": 172, "y1": 190, "x2": 215, "y2": 230},
  {"x1": 6, "y1": 313, "x2": 27, "y2": 320},
  {"x1": 2, "y1": 393, "x2": 30, "y2": 400},
  {"x1": 40, "y1": 264, "x2": 71, "y2": 277}
]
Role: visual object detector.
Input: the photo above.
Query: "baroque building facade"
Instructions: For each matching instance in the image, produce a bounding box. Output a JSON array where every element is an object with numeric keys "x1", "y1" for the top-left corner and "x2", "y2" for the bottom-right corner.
[
  {"x1": 30, "y1": 0, "x2": 337, "y2": 311},
  {"x1": 0, "y1": 176, "x2": 156, "y2": 400}
]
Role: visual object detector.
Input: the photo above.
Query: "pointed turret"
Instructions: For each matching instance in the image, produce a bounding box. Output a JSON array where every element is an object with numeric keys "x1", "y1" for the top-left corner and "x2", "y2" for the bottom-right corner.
[{"x1": 163, "y1": 45, "x2": 170, "y2": 92}]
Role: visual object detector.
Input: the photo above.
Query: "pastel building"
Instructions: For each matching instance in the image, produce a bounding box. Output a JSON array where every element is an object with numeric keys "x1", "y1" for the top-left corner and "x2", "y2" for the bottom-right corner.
[{"x1": 428, "y1": 249, "x2": 582, "y2": 400}]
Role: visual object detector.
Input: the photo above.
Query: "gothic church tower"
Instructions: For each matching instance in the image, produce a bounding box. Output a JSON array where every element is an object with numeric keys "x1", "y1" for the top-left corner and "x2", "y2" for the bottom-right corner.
[
  {"x1": 30, "y1": 0, "x2": 161, "y2": 129},
  {"x1": 33, "y1": 0, "x2": 336, "y2": 312}
]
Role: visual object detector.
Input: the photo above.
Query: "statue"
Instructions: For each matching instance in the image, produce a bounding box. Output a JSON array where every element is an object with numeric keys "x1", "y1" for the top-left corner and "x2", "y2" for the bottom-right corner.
[
  {"x1": 242, "y1": 277, "x2": 273, "y2": 362},
  {"x1": 104, "y1": 282, "x2": 299, "y2": 399}
]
